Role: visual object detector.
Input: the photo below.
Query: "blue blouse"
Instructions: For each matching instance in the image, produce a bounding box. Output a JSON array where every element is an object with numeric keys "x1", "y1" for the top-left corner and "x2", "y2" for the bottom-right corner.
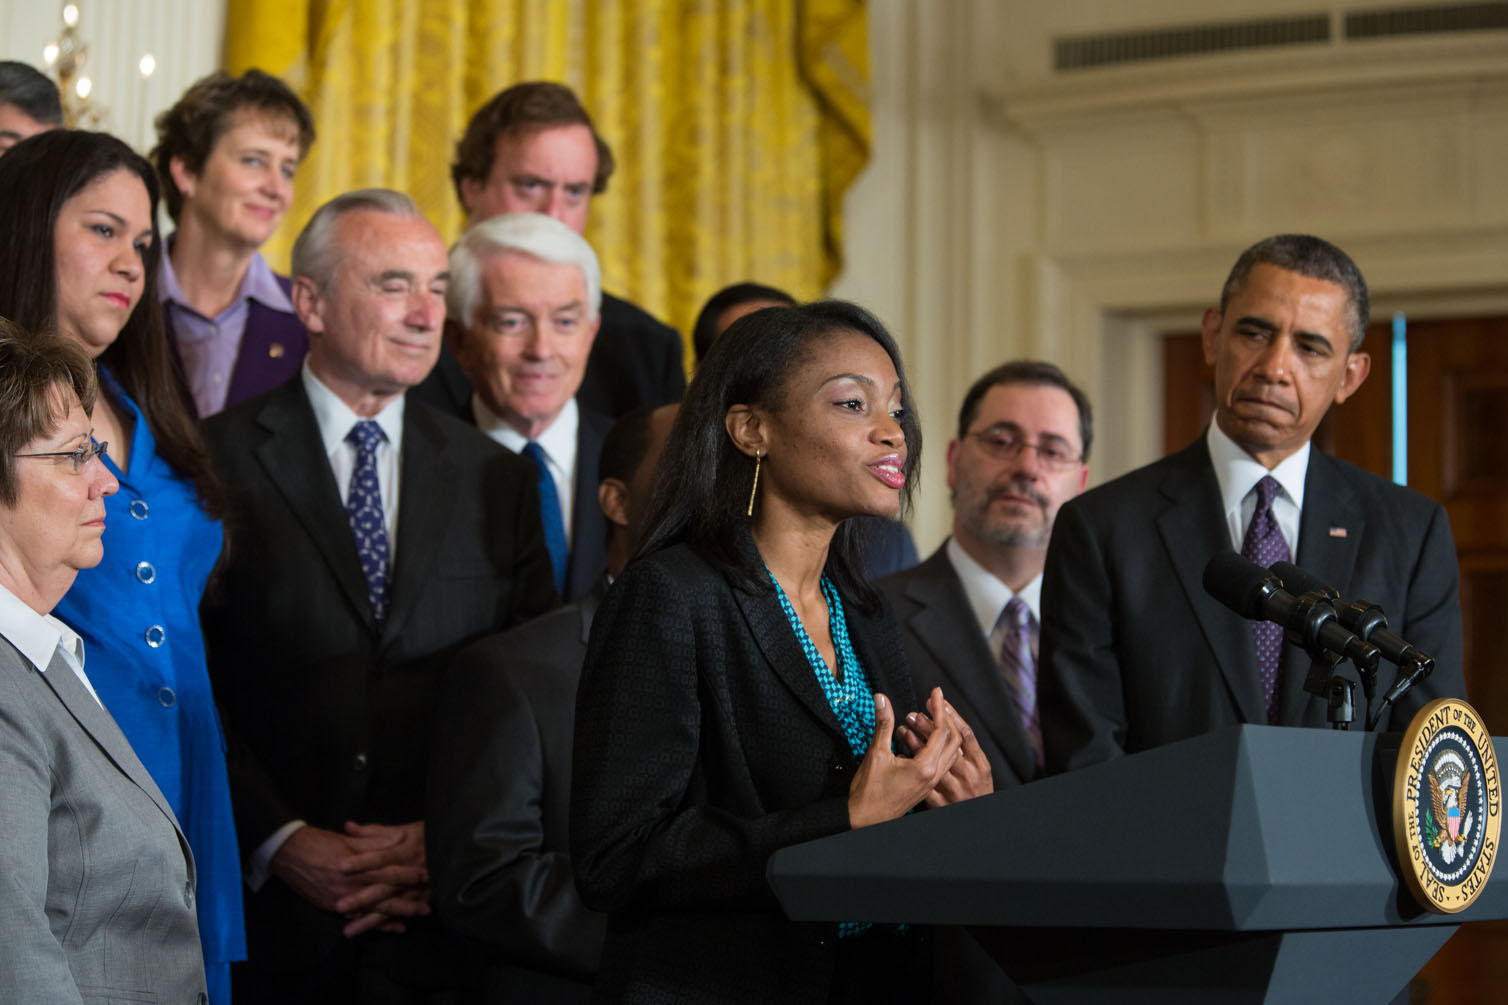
[{"x1": 52, "y1": 369, "x2": 245, "y2": 975}]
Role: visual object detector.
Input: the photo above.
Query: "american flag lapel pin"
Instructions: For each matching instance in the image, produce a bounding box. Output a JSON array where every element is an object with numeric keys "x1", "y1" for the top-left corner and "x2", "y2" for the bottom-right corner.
[{"x1": 1329, "y1": 525, "x2": 1348, "y2": 538}]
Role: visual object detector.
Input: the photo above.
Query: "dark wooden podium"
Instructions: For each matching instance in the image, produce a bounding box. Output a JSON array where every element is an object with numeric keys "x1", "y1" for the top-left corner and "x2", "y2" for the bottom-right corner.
[{"x1": 768, "y1": 725, "x2": 1507, "y2": 1003}]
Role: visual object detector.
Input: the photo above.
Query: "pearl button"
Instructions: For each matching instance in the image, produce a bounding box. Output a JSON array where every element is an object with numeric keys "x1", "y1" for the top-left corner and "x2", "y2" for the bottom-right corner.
[
  {"x1": 128, "y1": 499, "x2": 149, "y2": 519},
  {"x1": 157, "y1": 686, "x2": 176, "y2": 707},
  {"x1": 183, "y1": 881, "x2": 194, "y2": 908},
  {"x1": 135, "y1": 561, "x2": 156, "y2": 584},
  {"x1": 144, "y1": 625, "x2": 166, "y2": 648}
]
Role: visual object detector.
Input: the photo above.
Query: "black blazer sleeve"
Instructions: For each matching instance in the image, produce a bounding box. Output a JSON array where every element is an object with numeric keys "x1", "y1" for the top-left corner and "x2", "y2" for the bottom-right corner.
[
  {"x1": 428, "y1": 629, "x2": 604, "y2": 979},
  {"x1": 1038, "y1": 494, "x2": 1129, "y2": 773},
  {"x1": 570, "y1": 556, "x2": 853, "y2": 916}
]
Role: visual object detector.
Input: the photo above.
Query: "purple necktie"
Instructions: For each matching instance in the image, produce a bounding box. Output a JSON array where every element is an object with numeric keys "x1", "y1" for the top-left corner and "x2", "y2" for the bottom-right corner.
[
  {"x1": 1241, "y1": 475, "x2": 1290, "y2": 724},
  {"x1": 997, "y1": 596, "x2": 1043, "y2": 770},
  {"x1": 345, "y1": 420, "x2": 391, "y2": 628}
]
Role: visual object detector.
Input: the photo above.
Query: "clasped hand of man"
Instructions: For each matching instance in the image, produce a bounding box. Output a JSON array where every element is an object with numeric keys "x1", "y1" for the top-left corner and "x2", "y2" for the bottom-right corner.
[{"x1": 270, "y1": 820, "x2": 431, "y2": 937}]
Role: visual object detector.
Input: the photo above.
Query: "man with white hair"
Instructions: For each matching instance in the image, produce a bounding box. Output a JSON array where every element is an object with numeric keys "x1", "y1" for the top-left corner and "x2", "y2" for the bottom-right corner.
[
  {"x1": 448, "y1": 211, "x2": 611, "y2": 601},
  {"x1": 201, "y1": 189, "x2": 558, "y2": 1001}
]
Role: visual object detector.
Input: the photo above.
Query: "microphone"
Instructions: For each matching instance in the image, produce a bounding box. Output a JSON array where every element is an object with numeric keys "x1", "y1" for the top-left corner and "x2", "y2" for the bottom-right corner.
[
  {"x1": 1202, "y1": 552, "x2": 1381, "y2": 672},
  {"x1": 1270, "y1": 561, "x2": 1435, "y2": 680}
]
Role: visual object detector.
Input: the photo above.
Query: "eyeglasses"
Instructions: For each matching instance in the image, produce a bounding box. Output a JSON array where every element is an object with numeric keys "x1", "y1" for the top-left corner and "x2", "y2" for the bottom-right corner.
[
  {"x1": 15, "y1": 436, "x2": 109, "y2": 474},
  {"x1": 965, "y1": 428, "x2": 1081, "y2": 469}
]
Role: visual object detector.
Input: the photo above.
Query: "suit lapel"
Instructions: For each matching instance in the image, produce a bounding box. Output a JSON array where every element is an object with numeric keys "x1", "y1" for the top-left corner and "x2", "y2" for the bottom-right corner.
[
  {"x1": 1156, "y1": 441, "x2": 1267, "y2": 723},
  {"x1": 1278, "y1": 451, "x2": 1366, "y2": 727},
  {"x1": 566, "y1": 410, "x2": 610, "y2": 599},
  {"x1": 252, "y1": 381, "x2": 374, "y2": 630},
  {"x1": 382, "y1": 404, "x2": 450, "y2": 646},
  {"x1": 35, "y1": 650, "x2": 190, "y2": 859},
  {"x1": 846, "y1": 597, "x2": 917, "y2": 722},
  {"x1": 733, "y1": 579, "x2": 847, "y2": 739},
  {"x1": 901, "y1": 550, "x2": 1039, "y2": 783}
]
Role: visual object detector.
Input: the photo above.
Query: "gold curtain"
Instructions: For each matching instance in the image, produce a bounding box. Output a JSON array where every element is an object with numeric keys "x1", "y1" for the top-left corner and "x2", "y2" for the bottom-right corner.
[{"x1": 223, "y1": 0, "x2": 870, "y2": 347}]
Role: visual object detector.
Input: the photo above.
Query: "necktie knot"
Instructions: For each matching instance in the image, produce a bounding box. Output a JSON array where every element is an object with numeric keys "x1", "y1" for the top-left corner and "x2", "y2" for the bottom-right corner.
[
  {"x1": 347, "y1": 419, "x2": 386, "y2": 455},
  {"x1": 1253, "y1": 474, "x2": 1281, "y2": 513},
  {"x1": 1001, "y1": 595, "x2": 1030, "y2": 632}
]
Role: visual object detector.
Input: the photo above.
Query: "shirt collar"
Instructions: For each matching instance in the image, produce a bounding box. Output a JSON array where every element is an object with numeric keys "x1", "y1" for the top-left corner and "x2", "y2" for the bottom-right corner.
[
  {"x1": 1206, "y1": 420, "x2": 1309, "y2": 518},
  {"x1": 0, "y1": 579, "x2": 84, "y2": 674},
  {"x1": 473, "y1": 394, "x2": 579, "y2": 464},
  {"x1": 301, "y1": 360, "x2": 406, "y2": 458},
  {"x1": 945, "y1": 536, "x2": 1041, "y2": 637},
  {"x1": 158, "y1": 239, "x2": 295, "y2": 316}
]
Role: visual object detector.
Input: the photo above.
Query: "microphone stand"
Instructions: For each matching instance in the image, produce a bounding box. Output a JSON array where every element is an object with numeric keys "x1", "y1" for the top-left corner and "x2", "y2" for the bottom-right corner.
[{"x1": 1289, "y1": 589, "x2": 1363, "y2": 730}]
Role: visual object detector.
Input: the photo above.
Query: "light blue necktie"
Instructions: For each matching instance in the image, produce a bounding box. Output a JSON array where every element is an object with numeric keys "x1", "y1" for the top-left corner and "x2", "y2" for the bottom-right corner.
[
  {"x1": 345, "y1": 420, "x2": 391, "y2": 628},
  {"x1": 523, "y1": 441, "x2": 568, "y2": 594}
]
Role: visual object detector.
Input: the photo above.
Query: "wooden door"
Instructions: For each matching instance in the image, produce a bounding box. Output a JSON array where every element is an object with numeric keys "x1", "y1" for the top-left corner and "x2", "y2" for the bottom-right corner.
[{"x1": 1163, "y1": 316, "x2": 1508, "y2": 1004}]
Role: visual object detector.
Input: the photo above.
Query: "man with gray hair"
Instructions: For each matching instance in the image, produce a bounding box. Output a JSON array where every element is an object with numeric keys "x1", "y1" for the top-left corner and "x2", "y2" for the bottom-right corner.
[
  {"x1": 1039, "y1": 233, "x2": 1466, "y2": 774},
  {"x1": 201, "y1": 189, "x2": 558, "y2": 1001},
  {"x1": 447, "y1": 211, "x2": 611, "y2": 600}
]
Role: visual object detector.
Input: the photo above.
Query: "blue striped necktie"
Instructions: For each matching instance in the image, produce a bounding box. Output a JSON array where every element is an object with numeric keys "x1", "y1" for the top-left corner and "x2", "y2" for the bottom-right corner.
[{"x1": 523, "y1": 441, "x2": 568, "y2": 594}]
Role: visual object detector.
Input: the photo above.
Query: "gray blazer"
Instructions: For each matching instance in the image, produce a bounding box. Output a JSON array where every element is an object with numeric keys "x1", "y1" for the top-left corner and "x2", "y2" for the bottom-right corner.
[{"x1": 0, "y1": 637, "x2": 206, "y2": 1003}]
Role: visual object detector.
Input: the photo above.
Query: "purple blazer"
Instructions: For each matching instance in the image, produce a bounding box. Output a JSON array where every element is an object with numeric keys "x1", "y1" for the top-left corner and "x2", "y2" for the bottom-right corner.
[{"x1": 222, "y1": 275, "x2": 309, "y2": 411}]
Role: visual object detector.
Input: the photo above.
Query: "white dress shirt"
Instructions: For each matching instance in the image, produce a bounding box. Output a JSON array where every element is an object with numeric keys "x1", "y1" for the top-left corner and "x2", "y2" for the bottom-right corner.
[
  {"x1": 1206, "y1": 421, "x2": 1309, "y2": 553},
  {"x1": 472, "y1": 395, "x2": 579, "y2": 545},
  {"x1": 302, "y1": 361, "x2": 405, "y2": 541},
  {"x1": 0, "y1": 580, "x2": 99, "y2": 707},
  {"x1": 945, "y1": 536, "x2": 1042, "y2": 658}
]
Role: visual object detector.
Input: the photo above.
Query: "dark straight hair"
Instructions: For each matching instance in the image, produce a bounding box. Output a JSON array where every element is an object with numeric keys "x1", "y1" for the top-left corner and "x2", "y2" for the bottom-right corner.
[
  {"x1": 635, "y1": 299, "x2": 921, "y2": 614},
  {"x1": 0, "y1": 129, "x2": 228, "y2": 521}
]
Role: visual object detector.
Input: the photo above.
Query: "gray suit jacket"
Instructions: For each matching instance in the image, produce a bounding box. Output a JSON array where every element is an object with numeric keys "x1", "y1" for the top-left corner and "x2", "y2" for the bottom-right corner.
[{"x1": 0, "y1": 637, "x2": 205, "y2": 1003}]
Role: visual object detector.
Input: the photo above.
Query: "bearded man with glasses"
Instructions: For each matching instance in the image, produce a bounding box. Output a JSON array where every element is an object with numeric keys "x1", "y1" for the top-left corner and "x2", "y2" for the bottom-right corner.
[{"x1": 879, "y1": 359, "x2": 1091, "y2": 789}]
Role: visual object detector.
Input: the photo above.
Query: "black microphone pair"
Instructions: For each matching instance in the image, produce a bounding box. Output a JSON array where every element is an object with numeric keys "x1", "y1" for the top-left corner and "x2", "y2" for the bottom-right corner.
[{"x1": 1202, "y1": 552, "x2": 1437, "y2": 724}]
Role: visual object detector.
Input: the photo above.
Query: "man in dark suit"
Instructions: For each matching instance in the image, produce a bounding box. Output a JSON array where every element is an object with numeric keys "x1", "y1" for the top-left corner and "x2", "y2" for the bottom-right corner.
[
  {"x1": 428, "y1": 401, "x2": 677, "y2": 1002},
  {"x1": 447, "y1": 211, "x2": 614, "y2": 601},
  {"x1": 415, "y1": 81, "x2": 685, "y2": 419},
  {"x1": 1039, "y1": 233, "x2": 1466, "y2": 774},
  {"x1": 200, "y1": 188, "x2": 558, "y2": 1002},
  {"x1": 881, "y1": 361, "x2": 1090, "y2": 789}
]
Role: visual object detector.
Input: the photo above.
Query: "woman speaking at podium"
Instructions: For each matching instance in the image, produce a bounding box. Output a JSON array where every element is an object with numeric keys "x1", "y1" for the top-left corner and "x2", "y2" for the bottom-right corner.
[{"x1": 571, "y1": 300, "x2": 993, "y2": 1002}]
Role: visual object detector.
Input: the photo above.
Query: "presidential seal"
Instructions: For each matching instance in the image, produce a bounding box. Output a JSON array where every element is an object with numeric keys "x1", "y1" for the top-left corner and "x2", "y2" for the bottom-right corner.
[{"x1": 1393, "y1": 697, "x2": 1500, "y2": 913}]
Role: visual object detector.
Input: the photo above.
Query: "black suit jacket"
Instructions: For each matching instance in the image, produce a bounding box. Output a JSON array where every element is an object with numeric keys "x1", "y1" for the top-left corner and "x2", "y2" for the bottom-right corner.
[
  {"x1": 428, "y1": 581, "x2": 609, "y2": 1003},
  {"x1": 449, "y1": 400, "x2": 611, "y2": 603},
  {"x1": 200, "y1": 378, "x2": 559, "y2": 983},
  {"x1": 1039, "y1": 437, "x2": 1466, "y2": 773},
  {"x1": 410, "y1": 292, "x2": 685, "y2": 420},
  {"x1": 571, "y1": 538, "x2": 929, "y2": 1003},
  {"x1": 564, "y1": 408, "x2": 612, "y2": 602},
  {"x1": 880, "y1": 545, "x2": 1039, "y2": 788}
]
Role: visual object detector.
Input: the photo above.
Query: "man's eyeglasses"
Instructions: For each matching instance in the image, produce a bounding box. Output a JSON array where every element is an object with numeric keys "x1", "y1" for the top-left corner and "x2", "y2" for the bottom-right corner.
[
  {"x1": 965, "y1": 428, "x2": 1081, "y2": 469},
  {"x1": 15, "y1": 436, "x2": 110, "y2": 474}
]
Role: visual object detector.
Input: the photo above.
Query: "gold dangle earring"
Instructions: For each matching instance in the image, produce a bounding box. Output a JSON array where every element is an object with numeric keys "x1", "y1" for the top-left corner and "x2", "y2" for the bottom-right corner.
[{"x1": 746, "y1": 451, "x2": 762, "y2": 518}]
